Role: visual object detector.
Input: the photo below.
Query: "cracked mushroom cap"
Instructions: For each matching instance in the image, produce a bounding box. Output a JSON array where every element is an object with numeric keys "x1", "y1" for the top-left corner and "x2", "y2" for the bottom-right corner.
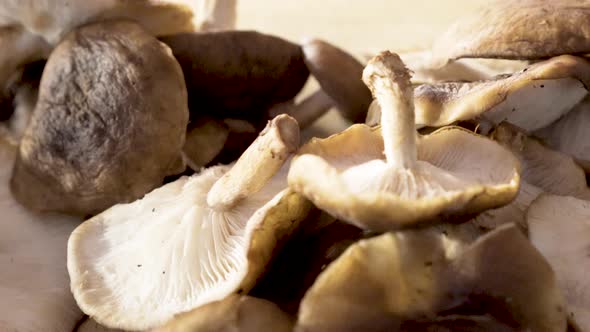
[
  {"x1": 10, "y1": 21, "x2": 189, "y2": 216},
  {"x1": 413, "y1": 55, "x2": 590, "y2": 131},
  {"x1": 535, "y1": 95, "x2": 590, "y2": 172},
  {"x1": 67, "y1": 115, "x2": 311, "y2": 331},
  {"x1": 430, "y1": 0, "x2": 590, "y2": 65},
  {"x1": 154, "y1": 295, "x2": 293, "y2": 332},
  {"x1": 302, "y1": 38, "x2": 372, "y2": 123},
  {"x1": 160, "y1": 30, "x2": 309, "y2": 125},
  {"x1": 0, "y1": 129, "x2": 84, "y2": 331},
  {"x1": 288, "y1": 51, "x2": 519, "y2": 231},
  {"x1": 527, "y1": 194, "x2": 590, "y2": 331}
]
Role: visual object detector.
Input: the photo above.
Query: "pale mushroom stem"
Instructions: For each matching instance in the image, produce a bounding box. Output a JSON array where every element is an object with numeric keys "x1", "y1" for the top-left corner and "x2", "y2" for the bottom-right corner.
[
  {"x1": 207, "y1": 114, "x2": 300, "y2": 210},
  {"x1": 362, "y1": 51, "x2": 416, "y2": 168}
]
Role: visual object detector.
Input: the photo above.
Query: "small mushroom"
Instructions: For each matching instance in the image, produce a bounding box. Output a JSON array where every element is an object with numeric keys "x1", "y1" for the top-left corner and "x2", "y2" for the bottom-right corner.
[
  {"x1": 302, "y1": 38, "x2": 372, "y2": 123},
  {"x1": 10, "y1": 21, "x2": 189, "y2": 216},
  {"x1": 430, "y1": 0, "x2": 590, "y2": 65},
  {"x1": 413, "y1": 55, "x2": 590, "y2": 131},
  {"x1": 182, "y1": 117, "x2": 230, "y2": 171},
  {"x1": 67, "y1": 115, "x2": 311, "y2": 330},
  {"x1": 154, "y1": 295, "x2": 293, "y2": 332},
  {"x1": 535, "y1": 96, "x2": 590, "y2": 172},
  {"x1": 527, "y1": 194, "x2": 590, "y2": 331},
  {"x1": 0, "y1": 129, "x2": 84, "y2": 331},
  {"x1": 160, "y1": 30, "x2": 310, "y2": 126},
  {"x1": 288, "y1": 51, "x2": 519, "y2": 231}
]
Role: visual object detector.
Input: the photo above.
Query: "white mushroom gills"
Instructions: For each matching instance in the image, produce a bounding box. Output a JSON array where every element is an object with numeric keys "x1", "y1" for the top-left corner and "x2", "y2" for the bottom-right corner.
[
  {"x1": 362, "y1": 51, "x2": 416, "y2": 169},
  {"x1": 207, "y1": 114, "x2": 300, "y2": 210}
]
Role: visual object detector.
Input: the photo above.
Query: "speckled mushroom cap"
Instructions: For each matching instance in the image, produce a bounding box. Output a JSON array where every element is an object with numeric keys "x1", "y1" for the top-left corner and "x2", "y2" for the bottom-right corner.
[
  {"x1": 10, "y1": 20, "x2": 189, "y2": 216},
  {"x1": 430, "y1": 0, "x2": 590, "y2": 65},
  {"x1": 413, "y1": 55, "x2": 590, "y2": 131},
  {"x1": 67, "y1": 115, "x2": 311, "y2": 331},
  {"x1": 288, "y1": 52, "x2": 520, "y2": 231}
]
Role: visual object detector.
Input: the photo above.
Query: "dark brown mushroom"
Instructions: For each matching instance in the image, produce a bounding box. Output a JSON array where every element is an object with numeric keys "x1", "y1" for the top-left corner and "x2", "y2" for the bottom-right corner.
[{"x1": 11, "y1": 20, "x2": 189, "y2": 216}]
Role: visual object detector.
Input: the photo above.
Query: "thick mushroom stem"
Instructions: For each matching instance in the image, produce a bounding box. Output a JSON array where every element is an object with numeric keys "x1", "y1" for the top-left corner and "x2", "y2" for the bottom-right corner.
[
  {"x1": 362, "y1": 51, "x2": 416, "y2": 168},
  {"x1": 207, "y1": 114, "x2": 300, "y2": 210}
]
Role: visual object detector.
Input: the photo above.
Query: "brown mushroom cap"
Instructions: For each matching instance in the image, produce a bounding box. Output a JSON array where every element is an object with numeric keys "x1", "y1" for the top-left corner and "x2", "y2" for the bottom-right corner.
[
  {"x1": 414, "y1": 55, "x2": 590, "y2": 131},
  {"x1": 11, "y1": 20, "x2": 189, "y2": 215},
  {"x1": 431, "y1": 0, "x2": 590, "y2": 64},
  {"x1": 154, "y1": 295, "x2": 293, "y2": 332},
  {"x1": 296, "y1": 224, "x2": 566, "y2": 331},
  {"x1": 160, "y1": 30, "x2": 310, "y2": 125},
  {"x1": 302, "y1": 38, "x2": 372, "y2": 123}
]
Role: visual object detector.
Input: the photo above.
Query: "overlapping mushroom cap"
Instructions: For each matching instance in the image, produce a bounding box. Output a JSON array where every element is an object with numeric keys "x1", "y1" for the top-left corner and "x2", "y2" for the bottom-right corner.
[
  {"x1": 527, "y1": 195, "x2": 590, "y2": 331},
  {"x1": 288, "y1": 51, "x2": 519, "y2": 231},
  {"x1": 0, "y1": 129, "x2": 83, "y2": 331},
  {"x1": 67, "y1": 115, "x2": 311, "y2": 331},
  {"x1": 296, "y1": 224, "x2": 567, "y2": 331},
  {"x1": 413, "y1": 55, "x2": 590, "y2": 131},
  {"x1": 430, "y1": 0, "x2": 590, "y2": 65}
]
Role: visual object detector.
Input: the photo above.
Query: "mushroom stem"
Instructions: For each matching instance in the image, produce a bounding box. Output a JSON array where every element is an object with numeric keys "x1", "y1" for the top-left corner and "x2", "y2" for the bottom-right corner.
[
  {"x1": 268, "y1": 89, "x2": 334, "y2": 129},
  {"x1": 207, "y1": 114, "x2": 300, "y2": 210},
  {"x1": 362, "y1": 51, "x2": 416, "y2": 168}
]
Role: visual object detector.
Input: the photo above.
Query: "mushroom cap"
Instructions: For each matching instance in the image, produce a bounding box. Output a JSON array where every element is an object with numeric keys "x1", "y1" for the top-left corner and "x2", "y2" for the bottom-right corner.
[
  {"x1": 535, "y1": 95, "x2": 590, "y2": 172},
  {"x1": 414, "y1": 55, "x2": 590, "y2": 130},
  {"x1": 0, "y1": 0, "x2": 198, "y2": 44},
  {"x1": 302, "y1": 38, "x2": 372, "y2": 123},
  {"x1": 527, "y1": 194, "x2": 590, "y2": 331},
  {"x1": 431, "y1": 0, "x2": 590, "y2": 64},
  {"x1": 182, "y1": 117, "x2": 230, "y2": 170},
  {"x1": 160, "y1": 30, "x2": 309, "y2": 125},
  {"x1": 11, "y1": 21, "x2": 189, "y2": 215},
  {"x1": 296, "y1": 224, "x2": 567, "y2": 331},
  {"x1": 288, "y1": 124, "x2": 519, "y2": 231},
  {"x1": 154, "y1": 295, "x2": 293, "y2": 332},
  {"x1": 493, "y1": 123, "x2": 590, "y2": 200},
  {"x1": 447, "y1": 224, "x2": 567, "y2": 331},
  {"x1": 67, "y1": 164, "x2": 310, "y2": 330},
  {"x1": 398, "y1": 50, "x2": 528, "y2": 84},
  {"x1": 0, "y1": 130, "x2": 83, "y2": 331},
  {"x1": 295, "y1": 229, "x2": 455, "y2": 332}
]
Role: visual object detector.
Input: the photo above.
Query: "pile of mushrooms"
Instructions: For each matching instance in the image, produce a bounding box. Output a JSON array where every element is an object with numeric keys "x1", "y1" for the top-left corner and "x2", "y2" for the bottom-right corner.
[{"x1": 2, "y1": 0, "x2": 590, "y2": 331}]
